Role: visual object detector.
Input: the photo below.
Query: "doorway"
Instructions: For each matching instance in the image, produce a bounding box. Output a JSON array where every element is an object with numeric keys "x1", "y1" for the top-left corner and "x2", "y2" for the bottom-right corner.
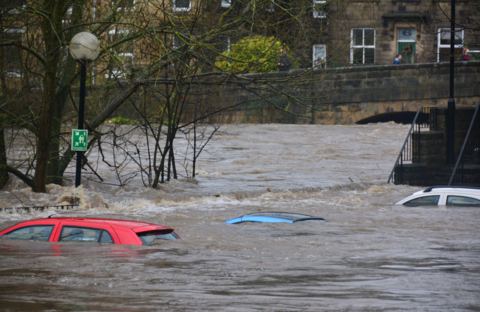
[{"x1": 397, "y1": 28, "x2": 416, "y2": 64}]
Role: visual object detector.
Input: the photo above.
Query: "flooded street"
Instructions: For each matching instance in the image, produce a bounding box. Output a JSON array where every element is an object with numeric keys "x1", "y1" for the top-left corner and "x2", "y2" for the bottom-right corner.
[{"x1": 1, "y1": 124, "x2": 480, "y2": 311}]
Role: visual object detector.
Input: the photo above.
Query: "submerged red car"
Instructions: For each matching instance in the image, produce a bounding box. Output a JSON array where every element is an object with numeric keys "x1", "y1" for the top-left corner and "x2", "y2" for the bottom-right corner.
[{"x1": 0, "y1": 217, "x2": 178, "y2": 246}]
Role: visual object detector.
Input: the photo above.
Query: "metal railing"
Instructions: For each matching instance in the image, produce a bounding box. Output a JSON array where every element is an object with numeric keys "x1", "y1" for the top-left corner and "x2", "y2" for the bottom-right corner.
[
  {"x1": 0, "y1": 204, "x2": 79, "y2": 213},
  {"x1": 448, "y1": 103, "x2": 480, "y2": 185},
  {"x1": 387, "y1": 107, "x2": 428, "y2": 183}
]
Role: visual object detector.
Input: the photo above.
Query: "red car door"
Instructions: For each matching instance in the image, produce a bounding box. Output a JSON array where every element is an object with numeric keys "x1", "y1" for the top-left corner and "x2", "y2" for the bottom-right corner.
[{"x1": 53, "y1": 220, "x2": 120, "y2": 244}]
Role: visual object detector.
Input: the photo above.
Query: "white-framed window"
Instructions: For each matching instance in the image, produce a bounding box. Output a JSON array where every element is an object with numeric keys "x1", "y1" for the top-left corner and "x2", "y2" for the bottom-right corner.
[
  {"x1": 2, "y1": 28, "x2": 25, "y2": 77},
  {"x1": 468, "y1": 49, "x2": 480, "y2": 61},
  {"x1": 266, "y1": 0, "x2": 275, "y2": 12},
  {"x1": 62, "y1": 6, "x2": 73, "y2": 25},
  {"x1": 173, "y1": 0, "x2": 191, "y2": 12},
  {"x1": 312, "y1": 44, "x2": 326, "y2": 69},
  {"x1": 350, "y1": 28, "x2": 375, "y2": 65},
  {"x1": 173, "y1": 34, "x2": 183, "y2": 50},
  {"x1": 3, "y1": 0, "x2": 26, "y2": 14},
  {"x1": 221, "y1": 0, "x2": 231, "y2": 8},
  {"x1": 313, "y1": 0, "x2": 327, "y2": 19},
  {"x1": 112, "y1": 0, "x2": 135, "y2": 11},
  {"x1": 106, "y1": 28, "x2": 134, "y2": 79},
  {"x1": 219, "y1": 35, "x2": 231, "y2": 52},
  {"x1": 106, "y1": 52, "x2": 134, "y2": 79},
  {"x1": 437, "y1": 27, "x2": 464, "y2": 62}
]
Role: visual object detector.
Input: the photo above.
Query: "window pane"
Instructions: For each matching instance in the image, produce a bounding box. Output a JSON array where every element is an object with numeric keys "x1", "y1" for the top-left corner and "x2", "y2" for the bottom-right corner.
[
  {"x1": 218, "y1": 35, "x2": 231, "y2": 52},
  {"x1": 352, "y1": 48, "x2": 363, "y2": 64},
  {"x1": 2, "y1": 30, "x2": 23, "y2": 75},
  {"x1": 398, "y1": 28, "x2": 416, "y2": 41},
  {"x1": 60, "y1": 226, "x2": 102, "y2": 242},
  {"x1": 439, "y1": 28, "x2": 463, "y2": 46},
  {"x1": 364, "y1": 29, "x2": 375, "y2": 46},
  {"x1": 313, "y1": 45, "x2": 326, "y2": 60},
  {"x1": 313, "y1": 0, "x2": 326, "y2": 18},
  {"x1": 113, "y1": 0, "x2": 134, "y2": 8},
  {"x1": 4, "y1": 225, "x2": 53, "y2": 241},
  {"x1": 364, "y1": 48, "x2": 375, "y2": 64},
  {"x1": 173, "y1": 35, "x2": 182, "y2": 49},
  {"x1": 438, "y1": 47, "x2": 463, "y2": 62},
  {"x1": 99, "y1": 231, "x2": 114, "y2": 244},
  {"x1": 440, "y1": 29, "x2": 450, "y2": 45},
  {"x1": 138, "y1": 230, "x2": 179, "y2": 245},
  {"x1": 313, "y1": 44, "x2": 326, "y2": 68},
  {"x1": 174, "y1": 0, "x2": 190, "y2": 8},
  {"x1": 1, "y1": 0, "x2": 25, "y2": 10},
  {"x1": 446, "y1": 196, "x2": 480, "y2": 207},
  {"x1": 109, "y1": 30, "x2": 133, "y2": 54},
  {"x1": 404, "y1": 195, "x2": 440, "y2": 207},
  {"x1": 352, "y1": 29, "x2": 363, "y2": 46}
]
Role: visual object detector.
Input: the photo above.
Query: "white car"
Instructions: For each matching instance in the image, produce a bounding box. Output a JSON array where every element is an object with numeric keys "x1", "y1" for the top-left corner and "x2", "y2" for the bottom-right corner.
[{"x1": 395, "y1": 186, "x2": 480, "y2": 207}]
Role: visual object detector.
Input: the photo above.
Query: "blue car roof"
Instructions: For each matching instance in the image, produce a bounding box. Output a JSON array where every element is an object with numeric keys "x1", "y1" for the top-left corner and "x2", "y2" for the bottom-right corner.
[{"x1": 225, "y1": 212, "x2": 325, "y2": 224}]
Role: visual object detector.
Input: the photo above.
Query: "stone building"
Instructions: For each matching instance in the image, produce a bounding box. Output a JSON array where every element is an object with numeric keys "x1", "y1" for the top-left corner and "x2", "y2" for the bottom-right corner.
[
  {"x1": 203, "y1": 0, "x2": 480, "y2": 68},
  {"x1": 1, "y1": 0, "x2": 479, "y2": 81},
  {"x1": 324, "y1": 0, "x2": 480, "y2": 66}
]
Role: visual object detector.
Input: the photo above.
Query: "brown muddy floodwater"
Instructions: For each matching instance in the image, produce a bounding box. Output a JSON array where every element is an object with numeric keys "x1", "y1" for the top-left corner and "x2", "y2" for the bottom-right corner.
[{"x1": 1, "y1": 124, "x2": 479, "y2": 311}]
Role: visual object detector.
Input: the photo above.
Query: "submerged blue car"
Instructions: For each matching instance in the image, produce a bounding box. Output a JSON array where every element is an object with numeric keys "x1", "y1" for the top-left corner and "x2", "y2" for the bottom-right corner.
[{"x1": 225, "y1": 212, "x2": 325, "y2": 224}]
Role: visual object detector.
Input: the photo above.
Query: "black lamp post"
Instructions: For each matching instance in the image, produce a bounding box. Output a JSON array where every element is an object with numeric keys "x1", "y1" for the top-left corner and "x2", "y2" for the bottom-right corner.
[
  {"x1": 69, "y1": 32, "x2": 100, "y2": 187},
  {"x1": 446, "y1": 0, "x2": 456, "y2": 164}
]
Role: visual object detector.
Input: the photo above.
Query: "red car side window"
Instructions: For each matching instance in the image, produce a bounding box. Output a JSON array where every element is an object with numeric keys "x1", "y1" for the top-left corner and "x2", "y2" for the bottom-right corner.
[
  {"x1": 3, "y1": 225, "x2": 54, "y2": 241},
  {"x1": 59, "y1": 226, "x2": 113, "y2": 244}
]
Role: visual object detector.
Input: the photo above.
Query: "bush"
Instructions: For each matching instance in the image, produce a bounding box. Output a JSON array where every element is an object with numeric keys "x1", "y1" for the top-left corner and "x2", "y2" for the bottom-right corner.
[
  {"x1": 215, "y1": 35, "x2": 292, "y2": 73},
  {"x1": 105, "y1": 116, "x2": 137, "y2": 125}
]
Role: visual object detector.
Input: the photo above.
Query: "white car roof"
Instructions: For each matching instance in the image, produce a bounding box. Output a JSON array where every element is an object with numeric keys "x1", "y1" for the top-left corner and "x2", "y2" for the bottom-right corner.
[
  {"x1": 419, "y1": 186, "x2": 480, "y2": 195},
  {"x1": 396, "y1": 186, "x2": 480, "y2": 205}
]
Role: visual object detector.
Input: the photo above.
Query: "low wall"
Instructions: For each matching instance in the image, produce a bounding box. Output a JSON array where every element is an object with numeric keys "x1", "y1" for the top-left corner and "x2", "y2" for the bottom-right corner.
[{"x1": 190, "y1": 61, "x2": 480, "y2": 124}]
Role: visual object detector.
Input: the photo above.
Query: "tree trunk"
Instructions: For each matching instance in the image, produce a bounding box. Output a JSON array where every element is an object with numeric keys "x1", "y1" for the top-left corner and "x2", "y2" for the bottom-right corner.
[
  {"x1": 0, "y1": 126, "x2": 8, "y2": 188},
  {"x1": 46, "y1": 81, "x2": 74, "y2": 185},
  {"x1": 46, "y1": 1, "x2": 84, "y2": 185},
  {"x1": 33, "y1": 72, "x2": 56, "y2": 192},
  {"x1": 33, "y1": 0, "x2": 62, "y2": 192}
]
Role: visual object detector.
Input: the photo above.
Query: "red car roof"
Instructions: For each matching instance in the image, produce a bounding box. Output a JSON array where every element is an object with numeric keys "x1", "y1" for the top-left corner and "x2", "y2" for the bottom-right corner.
[
  {"x1": 46, "y1": 217, "x2": 173, "y2": 232},
  {"x1": 0, "y1": 217, "x2": 177, "y2": 246}
]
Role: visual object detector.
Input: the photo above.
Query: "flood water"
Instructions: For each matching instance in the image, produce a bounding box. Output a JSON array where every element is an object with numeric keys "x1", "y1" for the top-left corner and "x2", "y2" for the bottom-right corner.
[{"x1": 1, "y1": 124, "x2": 479, "y2": 311}]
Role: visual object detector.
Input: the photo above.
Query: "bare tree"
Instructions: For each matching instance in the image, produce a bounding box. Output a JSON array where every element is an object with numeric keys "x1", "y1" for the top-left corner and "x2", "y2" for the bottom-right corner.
[{"x1": 1, "y1": 0, "x2": 329, "y2": 191}]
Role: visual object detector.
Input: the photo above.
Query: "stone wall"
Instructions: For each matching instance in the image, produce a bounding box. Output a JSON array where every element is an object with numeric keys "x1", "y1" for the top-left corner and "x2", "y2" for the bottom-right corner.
[{"x1": 190, "y1": 61, "x2": 480, "y2": 124}]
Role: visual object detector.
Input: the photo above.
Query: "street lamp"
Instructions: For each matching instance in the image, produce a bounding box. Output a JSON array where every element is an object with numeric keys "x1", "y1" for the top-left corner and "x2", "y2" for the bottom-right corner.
[{"x1": 69, "y1": 32, "x2": 100, "y2": 187}]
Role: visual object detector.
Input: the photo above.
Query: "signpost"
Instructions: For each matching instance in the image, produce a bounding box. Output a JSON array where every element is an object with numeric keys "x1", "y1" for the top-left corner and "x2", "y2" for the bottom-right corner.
[
  {"x1": 71, "y1": 129, "x2": 88, "y2": 152},
  {"x1": 70, "y1": 32, "x2": 99, "y2": 187}
]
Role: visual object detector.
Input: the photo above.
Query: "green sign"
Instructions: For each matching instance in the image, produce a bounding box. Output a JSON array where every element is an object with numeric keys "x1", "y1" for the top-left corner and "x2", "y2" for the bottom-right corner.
[{"x1": 71, "y1": 129, "x2": 88, "y2": 152}]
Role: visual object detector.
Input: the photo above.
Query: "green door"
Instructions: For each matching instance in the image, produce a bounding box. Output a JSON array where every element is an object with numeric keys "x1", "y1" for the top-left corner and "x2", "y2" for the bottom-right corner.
[
  {"x1": 398, "y1": 42, "x2": 416, "y2": 64},
  {"x1": 397, "y1": 28, "x2": 416, "y2": 64}
]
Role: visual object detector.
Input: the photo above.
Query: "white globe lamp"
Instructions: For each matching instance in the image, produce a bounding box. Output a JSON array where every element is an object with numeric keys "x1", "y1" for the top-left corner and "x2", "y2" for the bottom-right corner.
[{"x1": 69, "y1": 32, "x2": 100, "y2": 61}]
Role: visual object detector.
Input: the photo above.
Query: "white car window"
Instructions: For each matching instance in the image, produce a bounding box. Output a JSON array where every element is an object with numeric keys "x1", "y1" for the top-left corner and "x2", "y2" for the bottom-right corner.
[
  {"x1": 404, "y1": 195, "x2": 440, "y2": 207},
  {"x1": 446, "y1": 195, "x2": 480, "y2": 207}
]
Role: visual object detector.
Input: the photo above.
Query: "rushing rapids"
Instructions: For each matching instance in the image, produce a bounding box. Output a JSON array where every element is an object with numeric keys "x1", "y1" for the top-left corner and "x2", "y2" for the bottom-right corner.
[{"x1": 1, "y1": 123, "x2": 479, "y2": 311}]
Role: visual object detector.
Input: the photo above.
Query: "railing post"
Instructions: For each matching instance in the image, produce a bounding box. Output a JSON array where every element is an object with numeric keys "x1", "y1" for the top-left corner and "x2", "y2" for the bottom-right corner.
[
  {"x1": 387, "y1": 108, "x2": 422, "y2": 184},
  {"x1": 448, "y1": 104, "x2": 480, "y2": 185}
]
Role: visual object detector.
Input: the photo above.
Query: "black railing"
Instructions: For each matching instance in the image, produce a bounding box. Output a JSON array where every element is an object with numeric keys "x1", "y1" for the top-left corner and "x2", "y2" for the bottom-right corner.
[
  {"x1": 388, "y1": 107, "x2": 430, "y2": 184},
  {"x1": 0, "y1": 204, "x2": 79, "y2": 213},
  {"x1": 448, "y1": 103, "x2": 480, "y2": 185}
]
